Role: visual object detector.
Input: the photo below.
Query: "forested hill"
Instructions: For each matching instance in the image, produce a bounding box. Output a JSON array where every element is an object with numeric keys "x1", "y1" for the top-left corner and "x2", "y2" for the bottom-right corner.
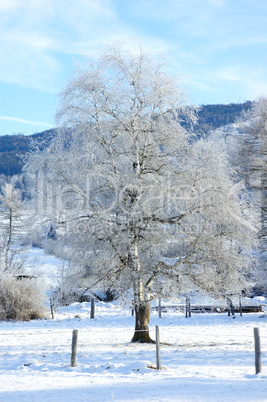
[
  {"x1": 0, "y1": 129, "x2": 57, "y2": 177},
  {"x1": 197, "y1": 101, "x2": 252, "y2": 133},
  {"x1": 0, "y1": 101, "x2": 252, "y2": 177}
]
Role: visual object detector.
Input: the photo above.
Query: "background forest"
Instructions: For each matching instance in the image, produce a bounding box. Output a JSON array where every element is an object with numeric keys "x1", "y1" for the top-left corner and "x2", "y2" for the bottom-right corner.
[{"x1": 0, "y1": 102, "x2": 252, "y2": 179}]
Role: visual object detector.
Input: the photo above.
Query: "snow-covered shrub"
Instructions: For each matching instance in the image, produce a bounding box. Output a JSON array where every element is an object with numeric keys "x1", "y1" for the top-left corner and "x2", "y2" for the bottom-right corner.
[{"x1": 0, "y1": 275, "x2": 46, "y2": 321}]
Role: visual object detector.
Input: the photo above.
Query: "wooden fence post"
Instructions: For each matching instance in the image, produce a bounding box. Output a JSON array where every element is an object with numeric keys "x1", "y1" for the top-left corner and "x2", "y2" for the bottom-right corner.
[
  {"x1": 71, "y1": 329, "x2": 78, "y2": 367},
  {"x1": 158, "y1": 297, "x2": 162, "y2": 318},
  {"x1": 227, "y1": 297, "x2": 231, "y2": 316},
  {"x1": 50, "y1": 297, "x2": 54, "y2": 320},
  {"x1": 90, "y1": 297, "x2": 95, "y2": 319},
  {"x1": 254, "y1": 327, "x2": 261, "y2": 374},
  {"x1": 186, "y1": 297, "x2": 191, "y2": 318},
  {"x1": 230, "y1": 300, "x2": 235, "y2": 317},
  {"x1": 188, "y1": 298, "x2": 191, "y2": 318},
  {"x1": 227, "y1": 298, "x2": 235, "y2": 317},
  {"x1": 156, "y1": 325, "x2": 161, "y2": 370}
]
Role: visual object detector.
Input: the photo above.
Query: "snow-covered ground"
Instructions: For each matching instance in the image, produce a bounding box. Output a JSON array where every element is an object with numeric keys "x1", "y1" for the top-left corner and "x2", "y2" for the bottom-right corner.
[
  {"x1": 22, "y1": 246, "x2": 64, "y2": 288},
  {"x1": 0, "y1": 300, "x2": 266, "y2": 401}
]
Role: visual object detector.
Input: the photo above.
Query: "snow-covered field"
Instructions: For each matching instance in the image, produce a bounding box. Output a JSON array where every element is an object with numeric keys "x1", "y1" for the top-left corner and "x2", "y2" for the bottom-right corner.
[{"x1": 0, "y1": 300, "x2": 266, "y2": 402}]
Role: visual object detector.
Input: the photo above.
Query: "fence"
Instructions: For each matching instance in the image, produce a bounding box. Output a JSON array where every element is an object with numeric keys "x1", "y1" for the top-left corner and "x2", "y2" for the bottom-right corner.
[
  {"x1": 151, "y1": 298, "x2": 264, "y2": 316},
  {"x1": 50, "y1": 296, "x2": 264, "y2": 321},
  {"x1": 0, "y1": 301, "x2": 266, "y2": 376},
  {"x1": 69, "y1": 325, "x2": 263, "y2": 373},
  {"x1": 1, "y1": 321, "x2": 265, "y2": 375}
]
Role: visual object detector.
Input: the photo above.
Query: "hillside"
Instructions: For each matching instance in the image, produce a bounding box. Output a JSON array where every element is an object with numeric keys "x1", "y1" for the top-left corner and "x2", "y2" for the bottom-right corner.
[
  {"x1": 197, "y1": 101, "x2": 252, "y2": 132},
  {"x1": 0, "y1": 129, "x2": 57, "y2": 177},
  {"x1": 0, "y1": 102, "x2": 252, "y2": 177}
]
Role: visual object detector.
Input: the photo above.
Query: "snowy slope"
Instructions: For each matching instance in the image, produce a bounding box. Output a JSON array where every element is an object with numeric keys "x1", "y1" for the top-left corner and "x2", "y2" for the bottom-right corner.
[{"x1": 20, "y1": 246, "x2": 66, "y2": 288}]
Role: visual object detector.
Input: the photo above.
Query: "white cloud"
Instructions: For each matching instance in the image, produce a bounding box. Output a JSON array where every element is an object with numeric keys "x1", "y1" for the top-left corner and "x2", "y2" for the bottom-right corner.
[
  {"x1": 217, "y1": 67, "x2": 241, "y2": 82},
  {"x1": 0, "y1": 0, "x2": 176, "y2": 91},
  {"x1": 194, "y1": 64, "x2": 267, "y2": 103},
  {"x1": 0, "y1": 0, "x2": 266, "y2": 107},
  {"x1": 0, "y1": 116, "x2": 52, "y2": 127},
  {"x1": 0, "y1": 0, "x2": 21, "y2": 12},
  {"x1": 207, "y1": 0, "x2": 225, "y2": 6},
  {"x1": 127, "y1": 0, "x2": 223, "y2": 23},
  {"x1": 0, "y1": 0, "x2": 119, "y2": 91}
]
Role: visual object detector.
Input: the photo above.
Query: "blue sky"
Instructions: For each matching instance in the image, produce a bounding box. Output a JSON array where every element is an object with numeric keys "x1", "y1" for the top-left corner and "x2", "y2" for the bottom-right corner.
[{"x1": 1, "y1": 0, "x2": 267, "y2": 136}]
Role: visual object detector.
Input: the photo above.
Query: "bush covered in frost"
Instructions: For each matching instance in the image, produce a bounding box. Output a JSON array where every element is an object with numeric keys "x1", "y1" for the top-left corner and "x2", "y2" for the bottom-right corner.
[{"x1": 0, "y1": 275, "x2": 46, "y2": 321}]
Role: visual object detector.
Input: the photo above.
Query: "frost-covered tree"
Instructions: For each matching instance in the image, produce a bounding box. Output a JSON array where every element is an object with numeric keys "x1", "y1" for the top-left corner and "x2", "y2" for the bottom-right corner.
[
  {"x1": 237, "y1": 97, "x2": 267, "y2": 291},
  {"x1": 0, "y1": 178, "x2": 47, "y2": 322},
  {"x1": 25, "y1": 44, "x2": 256, "y2": 342},
  {"x1": 0, "y1": 176, "x2": 25, "y2": 273}
]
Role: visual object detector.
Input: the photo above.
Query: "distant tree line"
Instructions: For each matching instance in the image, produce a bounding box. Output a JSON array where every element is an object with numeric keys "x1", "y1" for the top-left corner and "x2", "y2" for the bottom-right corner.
[
  {"x1": 0, "y1": 129, "x2": 57, "y2": 177},
  {"x1": 0, "y1": 103, "x2": 252, "y2": 177},
  {"x1": 197, "y1": 101, "x2": 252, "y2": 133}
]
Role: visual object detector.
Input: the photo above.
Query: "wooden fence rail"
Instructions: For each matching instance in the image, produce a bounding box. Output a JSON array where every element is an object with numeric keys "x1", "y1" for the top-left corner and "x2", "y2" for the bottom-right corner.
[{"x1": 152, "y1": 304, "x2": 264, "y2": 313}]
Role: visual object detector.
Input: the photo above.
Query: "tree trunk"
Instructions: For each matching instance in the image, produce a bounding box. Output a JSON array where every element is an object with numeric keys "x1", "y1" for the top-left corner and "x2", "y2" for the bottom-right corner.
[
  {"x1": 131, "y1": 300, "x2": 155, "y2": 343},
  {"x1": 130, "y1": 237, "x2": 154, "y2": 343}
]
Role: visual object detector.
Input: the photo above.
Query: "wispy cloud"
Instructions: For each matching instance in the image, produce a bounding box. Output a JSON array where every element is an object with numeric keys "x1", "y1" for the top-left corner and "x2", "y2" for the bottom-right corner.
[
  {"x1": 0, "y1": 0, "x2": 21, "y2": 12},
  {"x1": 207, "y1": 0, "x2": 225, "y2": 6},
  {"x1": 0, "y1": 0, "x2": 120, "y2": 91},
  {"x1": 0, "y1": 0, "x2": 266, "y2": 106},
  {"x1": 0, "y1": 0, "x2": 175, "y2": 91},
  {"x1": 127, "y1": 0, "x2": 225, "y2": 23},
  {"x1": 0, "y1": 116, "x2": 52, "y2": 127}
]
